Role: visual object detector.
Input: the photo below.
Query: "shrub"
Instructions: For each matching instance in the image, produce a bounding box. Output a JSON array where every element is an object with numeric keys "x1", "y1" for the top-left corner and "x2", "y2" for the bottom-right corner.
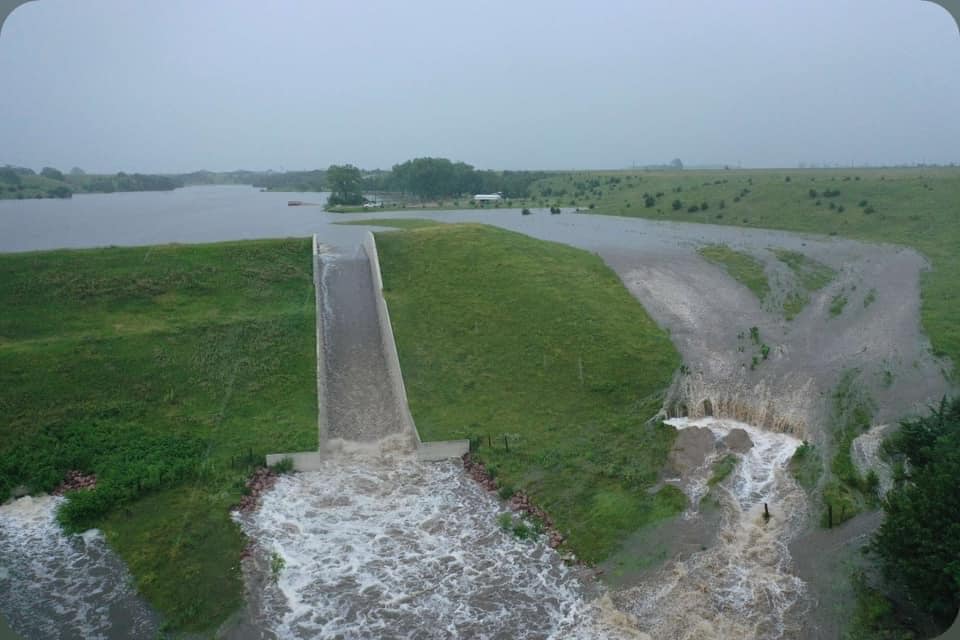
[
  {"x1": 521, "y1": 208, "x2": 531, "y2": 215},
  {"x1": 269, "y1": 457, "x2": 295, "y2": 474},
  {"x1": 687, "y1": 205, "x2": 699, "y2": 213},
  {"x1": 672, "y1": 199, "x2": 683, "y2": 211},
  {"x1": 270, "y1": 552, "x2": 285, "y2": 582}
]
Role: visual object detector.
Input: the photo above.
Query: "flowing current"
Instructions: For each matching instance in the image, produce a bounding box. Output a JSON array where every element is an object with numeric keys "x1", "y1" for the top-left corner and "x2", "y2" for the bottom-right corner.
[
  {"x1": 235, "y1": 420, "x2": 807, "y2": 640},
  {"x1": 0, "y1": 496, "x2": 158, "y2": 639},
  {"x1": 612, "y1": 418, "x2": 808, "y2": 640},
  {"x1": 233, "y1": 456, "x2": 646, "y2": 640}
]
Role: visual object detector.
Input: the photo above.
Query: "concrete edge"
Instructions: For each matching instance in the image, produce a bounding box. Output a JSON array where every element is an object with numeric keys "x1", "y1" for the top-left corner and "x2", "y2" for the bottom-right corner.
[
  {"x1": 265, "y1": 233, "x2": 467, "y2": 467},
  {"x1": 363, "y1": 231, "x2": 469, "y2": 460},
  {"x1": 313, "y1": 235, "x2": 329, "y2": 450},
  {"x1": 417, "y1": 440, "x2": 472, "y2": 462},
  {"x1": 265, "y1": 452, "x2": 326, "y2": 472}
]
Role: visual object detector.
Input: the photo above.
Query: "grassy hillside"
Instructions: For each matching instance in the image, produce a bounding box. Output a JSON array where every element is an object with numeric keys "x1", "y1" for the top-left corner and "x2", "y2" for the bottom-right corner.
[
  {"x1": 531, "y1": 167, "x2": 960, "y2": 374},
  {"x1": 0, "y1": 239, "x2": 317, "y2": 631},
  {"x1": 376, "y1": 224, "x2": 684, "y2": 562}
]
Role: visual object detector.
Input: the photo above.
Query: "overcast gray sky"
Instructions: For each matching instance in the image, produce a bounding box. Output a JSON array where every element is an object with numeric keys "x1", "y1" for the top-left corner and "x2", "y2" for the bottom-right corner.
[{"x1": 1, "y1": 0, "x2": 958, "y2": 173}]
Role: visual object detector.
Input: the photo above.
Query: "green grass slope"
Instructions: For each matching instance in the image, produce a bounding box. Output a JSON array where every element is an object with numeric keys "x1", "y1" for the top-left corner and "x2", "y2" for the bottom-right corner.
[
  {"x1": 0, "y1": 239, "x2": 317, "y2": 631},
  {"x1": 376, "y1": 224, "x2": 684, "y2": 562},
  {"x1": 532, "y1": 168, "x2": 960, "y2": 374}
]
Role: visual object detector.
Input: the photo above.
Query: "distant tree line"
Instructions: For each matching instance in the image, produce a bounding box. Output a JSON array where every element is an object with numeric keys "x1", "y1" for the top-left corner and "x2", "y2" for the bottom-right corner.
[
  {"x1": 249, "y1": 170, "x2": 326, "y2": 192},
  {"x1": 2, "y1": 159, "x2": 556, "y2": 202},
  {"x1": 367, "y1": 157, "x2": 553, "y2": 200},
  {"x1": 0, "y1": 165, "x2": 182, "y2": 199}
]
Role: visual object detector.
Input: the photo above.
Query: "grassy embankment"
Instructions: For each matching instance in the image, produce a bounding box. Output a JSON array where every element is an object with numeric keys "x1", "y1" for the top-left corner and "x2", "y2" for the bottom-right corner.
[
  {"x1": 376, "y1": 224, "x2": 684, "y2": 563},
  {"x1": 0, "y1": 240, "x2": 316, "y2": 632}
]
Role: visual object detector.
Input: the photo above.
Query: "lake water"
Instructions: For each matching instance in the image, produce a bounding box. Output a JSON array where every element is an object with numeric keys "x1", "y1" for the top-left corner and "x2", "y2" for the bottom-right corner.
[
  {"x1": 0, "y1": 183, "x2": 849, "y2": 256},
  {"x1": 0, "y1": 185, "x2": 352, "y2": 252}
]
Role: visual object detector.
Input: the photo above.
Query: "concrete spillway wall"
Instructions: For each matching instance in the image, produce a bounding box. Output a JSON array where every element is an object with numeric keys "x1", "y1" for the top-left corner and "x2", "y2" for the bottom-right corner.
[
  {"x1": 361, "y1": 233, "x2": 469, "y2": 461},
  {"x1": 267, "y1": 234, "x2": 467, "y2": 469}
]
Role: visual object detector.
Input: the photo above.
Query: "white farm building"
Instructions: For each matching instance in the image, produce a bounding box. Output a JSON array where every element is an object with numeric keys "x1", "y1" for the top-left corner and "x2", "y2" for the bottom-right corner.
[{"x1": 472, "y1": 193, "x2": 503, "y2": 203}]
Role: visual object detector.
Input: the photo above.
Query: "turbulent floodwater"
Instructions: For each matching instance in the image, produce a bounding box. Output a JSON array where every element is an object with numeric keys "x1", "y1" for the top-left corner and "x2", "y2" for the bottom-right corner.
[
  {"x1": 614, "y1": 418, "x2": 807, "y2": 640},
  {"x1": 233, "y1": 457, "x2": 640, "y2": 640},
  {"x1": 235, "y1": 421, "x2": 807, "y2": 640},
  {"x1": 0, "y1": 419, "x2": 807, "y2": 640},
  {"x1": 0, "y1": 496, "x2": 158, "y2": 639}
]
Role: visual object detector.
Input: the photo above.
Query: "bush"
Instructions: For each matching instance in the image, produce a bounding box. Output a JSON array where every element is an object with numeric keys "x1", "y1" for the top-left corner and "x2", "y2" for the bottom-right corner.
[
  {"x1": 672, "y1": 199, "x2": 683, "y2": 211},
  {"x1": 872, "y1": 398, "x2": 960, "y2": 630},
  {"x1": 269, "y1": 457, "x2": 295, "y2": 474},
  {"x1": 521, "y1": 208, "x2": 531, "y2": 215},
  {"x1": 687, "y1": 205, "x2": 699, "y2": 213}
]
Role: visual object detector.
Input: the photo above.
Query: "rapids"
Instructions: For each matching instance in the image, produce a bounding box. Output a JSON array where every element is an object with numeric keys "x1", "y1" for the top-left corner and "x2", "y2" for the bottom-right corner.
[
  {"x1": 0, "y1": 495, "x2": 158, "y2": 639},
  {"x1": 613, "y1": 418, "x2": 807, "y2": 640},
  {"x1": 232, "y1": 456, "x2": 632, "y2": 639}
]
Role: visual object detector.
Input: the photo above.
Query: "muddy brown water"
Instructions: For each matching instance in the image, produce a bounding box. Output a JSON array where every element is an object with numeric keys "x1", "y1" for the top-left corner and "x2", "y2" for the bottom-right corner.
[{"x1": 319, "y1": 249, "x2": 411, "y2": 448}]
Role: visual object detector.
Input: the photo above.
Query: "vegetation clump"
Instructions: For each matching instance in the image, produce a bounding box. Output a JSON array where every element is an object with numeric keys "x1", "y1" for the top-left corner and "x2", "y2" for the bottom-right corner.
[
  {"x1": 698, "y1": 245, "x2": 771, "y2": 304},
  {"x1": 849, "y1": 398, "x2": 960, "y2": 638}
]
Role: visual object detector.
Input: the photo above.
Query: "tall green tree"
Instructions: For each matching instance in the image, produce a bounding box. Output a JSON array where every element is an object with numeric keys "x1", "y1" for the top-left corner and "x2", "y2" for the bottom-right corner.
[
  {"x1": 40, "y1": 167, "x2": 65, "y2": 181},
  {"x1": 326, "y1": 164, "x2": 364, "y2": 205},
  {"x1": 873, "y1": 398, "x2": 960, "y2": 631}
]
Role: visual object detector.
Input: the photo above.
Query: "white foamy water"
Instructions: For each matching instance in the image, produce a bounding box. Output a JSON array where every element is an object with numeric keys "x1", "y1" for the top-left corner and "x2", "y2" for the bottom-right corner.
[
  {"x1": 614, "y1": 418, "x2": 808, "y2": 640},
  {"x1": 0, "y1": 495, "x2": 158, "y2": 639},
  {"x1": 234, "y1": 456, "x2": 651, "y2": 640}
]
